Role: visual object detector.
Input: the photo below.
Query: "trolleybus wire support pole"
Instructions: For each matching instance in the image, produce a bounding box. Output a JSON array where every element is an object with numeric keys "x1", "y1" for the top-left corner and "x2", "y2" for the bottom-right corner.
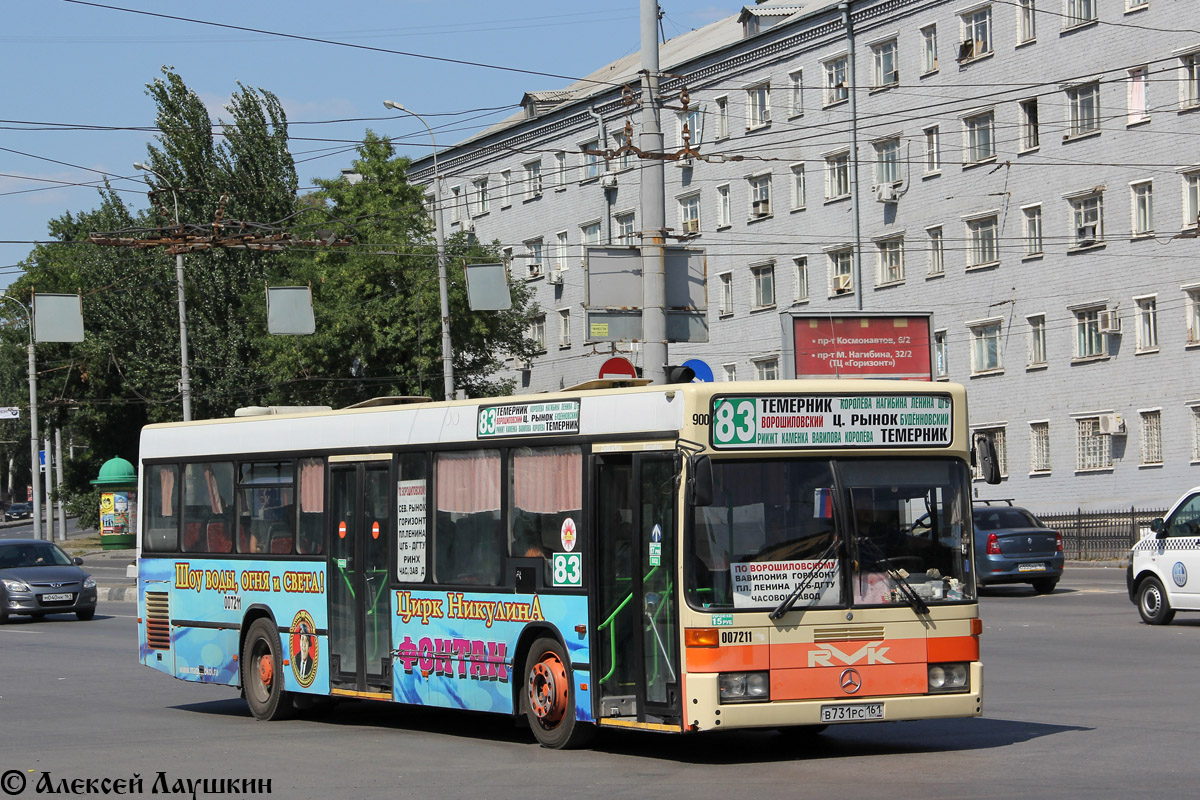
[
  {"x1": 639, "y1": 0, "x2": 668, "y2": 385},
  {"x1": 0, "y1": 293, "x2": 41, "y2": 540}
]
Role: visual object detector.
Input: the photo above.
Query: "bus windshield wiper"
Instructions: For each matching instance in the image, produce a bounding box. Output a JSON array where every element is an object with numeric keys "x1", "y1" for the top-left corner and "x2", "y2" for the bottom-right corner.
[
  {"x1": 769, "y1": 538, "x2": 839, "y2": 621},
  {"x1": 887, "y1": 568, "x2": 929, "y2": 615}
]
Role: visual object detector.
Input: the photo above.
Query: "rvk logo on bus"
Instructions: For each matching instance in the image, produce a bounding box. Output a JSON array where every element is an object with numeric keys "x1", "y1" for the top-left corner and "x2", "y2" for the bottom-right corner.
[{"x1": 1173, "y1": 561, "x2": 1187, "y2": 587}]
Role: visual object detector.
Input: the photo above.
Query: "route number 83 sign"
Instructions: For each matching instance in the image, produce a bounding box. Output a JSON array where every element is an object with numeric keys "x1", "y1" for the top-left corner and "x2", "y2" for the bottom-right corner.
[{"x1": 552, "y1": 552, "x2": 582, "y2": 587}]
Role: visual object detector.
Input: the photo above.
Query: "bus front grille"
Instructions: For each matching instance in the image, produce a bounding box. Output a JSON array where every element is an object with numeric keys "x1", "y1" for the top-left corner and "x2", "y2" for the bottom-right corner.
[
  {"x1": 813, "y1": 626, "x2": 886, "y2": 643},
  {"x1": 145, "y1": 591, "x2": 171, "y2": 650}
]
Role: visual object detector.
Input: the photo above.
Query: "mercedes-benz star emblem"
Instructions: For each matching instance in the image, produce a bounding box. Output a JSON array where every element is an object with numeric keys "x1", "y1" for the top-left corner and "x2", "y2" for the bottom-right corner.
[{"x1": 839, "y1": 668, "x2": 862, "y2": 694}]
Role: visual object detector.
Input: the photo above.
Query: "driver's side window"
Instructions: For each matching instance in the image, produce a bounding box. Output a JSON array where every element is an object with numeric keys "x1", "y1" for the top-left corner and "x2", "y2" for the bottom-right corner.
[{"x1": 1167, "y1": 495, "x2": 1200, "y2": 538}]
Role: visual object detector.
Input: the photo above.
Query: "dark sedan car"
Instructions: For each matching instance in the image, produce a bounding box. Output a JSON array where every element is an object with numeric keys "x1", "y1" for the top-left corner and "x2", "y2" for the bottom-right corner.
[
  {"x1": 973, "y1": 502, "x2": 1063, "y2": 594},
  {"x1": 4, "y1": 502, "x2": 32, "y2": 521},
  {"x1": 0, "y1": 539, "x2": 97, "y2": 622}
]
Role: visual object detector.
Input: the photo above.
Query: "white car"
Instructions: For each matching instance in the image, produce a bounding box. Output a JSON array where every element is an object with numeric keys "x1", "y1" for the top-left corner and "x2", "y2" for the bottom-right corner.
[{"x1": 1128, "y1": 487, "x2": 1200, "y2": 625}]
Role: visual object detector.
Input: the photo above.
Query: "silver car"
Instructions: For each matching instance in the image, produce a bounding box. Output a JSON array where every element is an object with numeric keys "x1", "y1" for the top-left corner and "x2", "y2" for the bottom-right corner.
[{"x1": 0, "y1": 539, "x2": 98, "y2": 622}]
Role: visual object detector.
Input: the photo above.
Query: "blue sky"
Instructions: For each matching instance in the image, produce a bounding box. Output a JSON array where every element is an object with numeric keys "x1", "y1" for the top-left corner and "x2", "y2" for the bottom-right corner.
[{"x1": 1, "y1": 0, "x2": 736, "y2": 288}]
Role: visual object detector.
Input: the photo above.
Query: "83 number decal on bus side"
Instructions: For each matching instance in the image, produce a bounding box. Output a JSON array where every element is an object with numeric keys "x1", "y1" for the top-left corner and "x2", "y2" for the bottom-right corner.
[
  {"x1": 552, "y1": 553, "x2": 582, "y2": 587},
  {"x1": 713, "y1": 398, "x2": 757, "y2": 446}
]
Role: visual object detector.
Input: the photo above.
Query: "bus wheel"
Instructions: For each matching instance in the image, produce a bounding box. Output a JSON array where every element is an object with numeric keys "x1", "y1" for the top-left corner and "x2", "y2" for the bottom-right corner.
[
  {"x1": 1137, "y1": 577, "x2": 1175, "y2": 625},
  {"x1": 242, "y1": 618, "x2": 294, "y2": 720},
  {"x1": 524, "y1": 637, "x2": 593, "y2": 749}
]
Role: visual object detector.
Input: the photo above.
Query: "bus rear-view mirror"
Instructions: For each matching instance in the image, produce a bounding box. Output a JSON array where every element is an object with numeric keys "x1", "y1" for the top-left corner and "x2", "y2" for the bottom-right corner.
[
  {"x1": 689, "y1": 455, "x2": 713, "y2": 507},
  {"x1": 975, "y1": 435, "x2": 1002, "y2": 485}
]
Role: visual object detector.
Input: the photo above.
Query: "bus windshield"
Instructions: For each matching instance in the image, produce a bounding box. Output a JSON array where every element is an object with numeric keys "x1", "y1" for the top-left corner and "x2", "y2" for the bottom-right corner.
[{"x1": 687, "y1": 457, "x2": 974, "y2": 611}]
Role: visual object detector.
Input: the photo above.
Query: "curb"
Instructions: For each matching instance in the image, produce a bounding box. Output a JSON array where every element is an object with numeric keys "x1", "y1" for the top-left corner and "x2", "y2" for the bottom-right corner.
[{"x1": 98, "y1": 586, "x2": 137, "y2": 602}]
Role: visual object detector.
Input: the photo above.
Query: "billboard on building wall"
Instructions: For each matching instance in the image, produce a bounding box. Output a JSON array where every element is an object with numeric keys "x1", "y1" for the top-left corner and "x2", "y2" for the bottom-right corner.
[{"x1": 782, "y1": 312, "x2": 934, "y2": 380}]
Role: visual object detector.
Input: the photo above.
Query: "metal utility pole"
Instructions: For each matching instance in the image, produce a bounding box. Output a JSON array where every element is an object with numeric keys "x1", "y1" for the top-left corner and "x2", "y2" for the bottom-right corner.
[
  {"x1": 0, "y1": 294, "x2": 42, "y2": 539},
  {"x1": 44, "y1": 431, "x2": 53, "y2": 540},
  {"x1": 55, "y1": 428, "x2": 66, "y2": 540},
  {"x1": 639, "y1": 0, "x2": 668, "y2": 384}
]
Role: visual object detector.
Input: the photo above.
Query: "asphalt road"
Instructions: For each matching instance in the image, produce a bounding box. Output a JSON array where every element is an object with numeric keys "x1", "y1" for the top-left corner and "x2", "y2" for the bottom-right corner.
[{"x1": 0, "y1": 567, "x2": 1193, "y2": 800}]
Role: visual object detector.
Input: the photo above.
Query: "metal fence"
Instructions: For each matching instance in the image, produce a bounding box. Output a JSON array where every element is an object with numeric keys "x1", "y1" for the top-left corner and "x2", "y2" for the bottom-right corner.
[{"x1": 1034, "y1": 506, "x2": 1168, "y2": 561}]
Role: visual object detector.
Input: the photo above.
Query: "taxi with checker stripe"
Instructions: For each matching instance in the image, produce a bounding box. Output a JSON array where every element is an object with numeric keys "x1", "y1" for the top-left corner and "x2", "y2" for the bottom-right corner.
[{"x1": 1128, "y1": 487, "x2": 1200, "y2": 625}]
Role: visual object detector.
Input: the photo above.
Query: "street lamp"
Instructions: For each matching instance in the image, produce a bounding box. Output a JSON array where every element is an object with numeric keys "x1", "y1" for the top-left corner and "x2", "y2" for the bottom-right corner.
[
  {"x1": 382, "y1": 100, "x2": 455, "y2": 400},
  {"x1": 134, "y1": 162, "x2": 193, "y2": 421},
  {"x1": 0, "y1": 293, "x2": 43, "y2": 540}
]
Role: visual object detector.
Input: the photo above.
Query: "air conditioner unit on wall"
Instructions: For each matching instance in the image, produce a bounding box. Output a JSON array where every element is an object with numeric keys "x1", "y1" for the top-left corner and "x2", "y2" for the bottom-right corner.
[
  {"x1": 514, "y1": 357, "x2": 531, "y2": 371},
  {"x1": 1076, "y1": 223, "x2": 1097, "y2": 246},
  {"x1": 601, "y1": 173, "x2": 619, "y2": 188},
  {"x1": 683, "y1": 218, "x2": 700, "y2": 235},
  {"x1": 547, "y1": 268, "x2": 563, "y2": 285},
  {"x1": 1098, "y1": 413, "x2": 1126, "y2": 436},
  {"x1": 752, "y1": 199, "x2": 771, "y2": 217},
  {"x1": 875, "y1": 183, "x2": 899, "y2": 203},
  {"x1": 834, "y1": 274, "x2": 852, "y2": 293},
  {"x1": 1098, "y1": 309, "x2": 1122, "y2": 334}
]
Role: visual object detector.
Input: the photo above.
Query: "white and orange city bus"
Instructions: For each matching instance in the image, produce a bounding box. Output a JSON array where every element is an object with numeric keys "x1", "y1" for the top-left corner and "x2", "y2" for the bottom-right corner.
[{"x1": 136, "y1": 378, "x2": 995, "y2": 748}]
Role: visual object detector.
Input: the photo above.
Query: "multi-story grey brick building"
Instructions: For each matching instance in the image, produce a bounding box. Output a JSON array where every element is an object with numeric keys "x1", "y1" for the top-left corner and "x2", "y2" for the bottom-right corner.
[{"x1": 409, "y1": 0, "x2": 1200, "y2": 510}]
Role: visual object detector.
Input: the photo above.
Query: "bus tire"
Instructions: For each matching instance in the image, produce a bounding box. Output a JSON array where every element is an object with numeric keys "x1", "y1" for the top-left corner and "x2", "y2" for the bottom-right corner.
[
  {"x1": 523, "y1": 636, "x2": 594, "y2": 749},
  {"x1": 1137, "y1": 577, "x2": 1175, "y2": 625},
  {"x1": 242, "y1": 618, "x2": 294, "y2": 720}
]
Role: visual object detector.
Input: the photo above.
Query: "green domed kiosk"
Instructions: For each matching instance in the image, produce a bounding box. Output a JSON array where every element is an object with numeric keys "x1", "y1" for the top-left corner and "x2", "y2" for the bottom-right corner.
[{"x1": 91, "y1": 456, "x2": 137, "y2": 550}]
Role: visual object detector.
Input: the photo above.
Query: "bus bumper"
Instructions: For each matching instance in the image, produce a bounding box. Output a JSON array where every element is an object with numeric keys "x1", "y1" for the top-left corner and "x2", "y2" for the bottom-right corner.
[{"x1": 685, "y1": 662, "x2": 983, "y2": 731}]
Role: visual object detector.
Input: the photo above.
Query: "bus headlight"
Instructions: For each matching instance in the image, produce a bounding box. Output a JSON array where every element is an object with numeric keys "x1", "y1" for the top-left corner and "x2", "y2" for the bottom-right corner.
[
  {"x1": 719, "y1": 671, "x2": 770, "y2": 703},
  {"x1": 928, "y1": 663, "x2": 969, "y2": 693}
]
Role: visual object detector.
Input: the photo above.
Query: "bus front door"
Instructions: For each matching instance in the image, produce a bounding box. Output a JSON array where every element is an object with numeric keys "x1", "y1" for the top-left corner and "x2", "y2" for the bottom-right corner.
[
  {"x1": 594, "y1": 453, "x2": 681, "y2": 725},
  {"x1": 328, "y1": 461, "x2": 392, "y2": 696}
]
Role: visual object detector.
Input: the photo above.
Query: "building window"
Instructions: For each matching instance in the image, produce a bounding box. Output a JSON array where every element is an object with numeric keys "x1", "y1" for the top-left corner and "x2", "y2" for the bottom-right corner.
[
  {"x1": 825, "y1": 152, "x2": 851, "y2": 199},
  {"x1": 724, "y1": 363, "x2": 737, "y2": 382},
  {"x1": 921, "y1": 25, "x2": 938, "y2": 74},
  {"x1": 581, "y1": 140, "x2": 602, "y2": 180},
  {"x1": 1064, "y1": 0, "x2": 1097, "y2": 28},
  {"x1": 751, "y1": 263, "x2": 776, "y2": 309},
  {"x1": 754, "y1": 358, "x2": 779, "y2": 381},
  {"x1": 746, "y1": 82, "x2": 771, "y2": 129},
  {"x1": 1023, "y1": 205, "x2": 1044, "y2": 256},
  {"x1": 581, "y1": 221, "x2": 601, "y2": 248},
  {"x1": 1126, "y1": 0, "x2": 1149, "y2": 9},
  {"x1": 1076, "y1": 417, "x2": 1113, "y2": 471},
  {"x1": 1067, "y1": 83, "x2": 1101, "y2": 137},
  {"x1": 972, "y1": 427, "x2": 1007, "y2": 478},
  {"x1": 614, "y1": 213, "x2": 635, "y2": 245},
  {"x1": 924, "y1": 126, "x2": 941, "y2": 173},
  {"x1": 1136, "y1": 296, "x2": 1159, "y2": 351},
  {"x1": 963, "y1": 111, "x2": 996, "y2": 163},
  {"x1": 790, "y1": 164, "x2": 806, "y2": 210},
  {"x1": 829, "y1": 249, "x2": 853, "y2": 295},
  {"x1": 1069, "y1": 191, "x2": 1104, "y2": 246},
  {"x1": 966, "y1": 215, "x2": 999, "y2": 267},
  {"x1": 788, "y1": 70, "x2": 804, "y2": 117},
  {"x1": 529, "y1": 315, "x2": 546, "y2": 352},
  {"x1": 959, "y1": 7, "x2": 993, "y2": 61},
  {"x1": 715, "y1": 96, "x2": 729, "y2": 139},
  {"x1": 927, "y1": 226, "x2": 945, "y2": 275},
  {"x1": 676, "y1": 109, "x2": 702, "y2": 151},
  {"x1": 969, "y1": 320, "x2": 1003, "y2": 373},
  {"x1": 500, "y1": 170, "x2": 512, "y2": 209},
  {"x1": 1074, "y1": 307, "x2": 1107, "y2": 358},
  {"x1": 1183, "y1": 54, "x2": 1200, "y2": 110},
  {"x1": 523, "y1": 160, "x2": 542, "y2": 199},
  {"x1": 554, "y1": 230, "x2": 569, "y2": 270},
  {"x1": 678, "y1": 193, "x2": 701, "y2": 236},
  {"x1": 824, "y1": 57, "x2": 849, "y2": 105},
  {"x1": 502, "y1": 246, "x2": 514, "y2": 276},
  {"x1": 1030, "y1": 422, "x2": 1051, "y2": 473},
  {"x1": 1128, "y1": 67, "x2": 1150, "y2": 124},
  {"x1": 717, "y1": 184, "x2": 731, "y2": 227},
  {"x1": 554, "y1": 152, "x2": 568, "y2": 187},
  {"x1": 749, "y1": 174, "x2": 772, "y2": 218},
  {"x1": 793, "y1": 257, "x2": 809, "y2": 303},
  {"x1": 871, "y1": 39, "x2": 899, "y2": 88},
  {"x1": 1132, "y1": 180, "x2": 1154, "y2": 236},
  {"x1": 1028, "y1": 315, "x2": 1047, "y2": 365},
  {"x1": 1018, "y1": 98, "x2": 1040, "y2": 151},
  {"x1": 1193, "y1": 406, "x2": 1200, "y2": 461},
  {"x1": 719, "y1": 272, "x2": 734, "y2": 316},
  {"x1": 558, "y1": 309, "x2": 571, "y2": 348},
  {"x1": 876, "y1": 237, "x2": 904, "y2": 284},
  {"x1": 450, "y1": 186, "x2": 462, "y2": 223},
  {"x1": 473, "y1": 178, "x2": 490, "y2": 215},
  {"x1": 1141, "y1": 410, "x2": 1163, "y2": 465},
  {"x1": 1018, "y1": 0, "x2": 1037, "y2": 43},
  {"x1": 524, "y1": 238, "x2": 544, "y2": 278},
  {"x1": 1184, "y1": 172, "x2": 1199, "y2": 228},
  {"x1": 1187, "y1": 288, "x2": 1200, "y2": 344},
  {"x1": 611, "y1": 130, "x2": 634, "y2": 171},
  {"x1": 875, "y1": 138, "x2": 901, "y2": 185},
  {"x1": 934, "y1": 330, "x2": 949, "y2": 377}
]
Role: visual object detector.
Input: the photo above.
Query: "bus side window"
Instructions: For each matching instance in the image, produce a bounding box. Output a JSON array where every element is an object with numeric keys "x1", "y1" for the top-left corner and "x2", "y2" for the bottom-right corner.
[
  {"x1": 434, "y1": 450, "x2": 502, "y2": 585},
  {"x1": 296, "y1": 457, "x2": 324, "y2": 556},
  {"x1": 508, "y1": 446, "x2": 583, "y2": 584},
  {"x1": 144, "y1": 464, "x2": 179, "y2": 552}
]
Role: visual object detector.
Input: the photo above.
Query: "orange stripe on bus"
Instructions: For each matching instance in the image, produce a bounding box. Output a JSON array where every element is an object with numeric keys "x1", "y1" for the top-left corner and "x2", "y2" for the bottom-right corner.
[
  {"x1": 685, "y1": 644, "x2": 769, "y2": 672},
  {"x1": 773, "y1": 664, "x2": 927, "y2": 700},
  {"x1": 926, "y1": 635, "x2": 979, "y2": 663}
]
